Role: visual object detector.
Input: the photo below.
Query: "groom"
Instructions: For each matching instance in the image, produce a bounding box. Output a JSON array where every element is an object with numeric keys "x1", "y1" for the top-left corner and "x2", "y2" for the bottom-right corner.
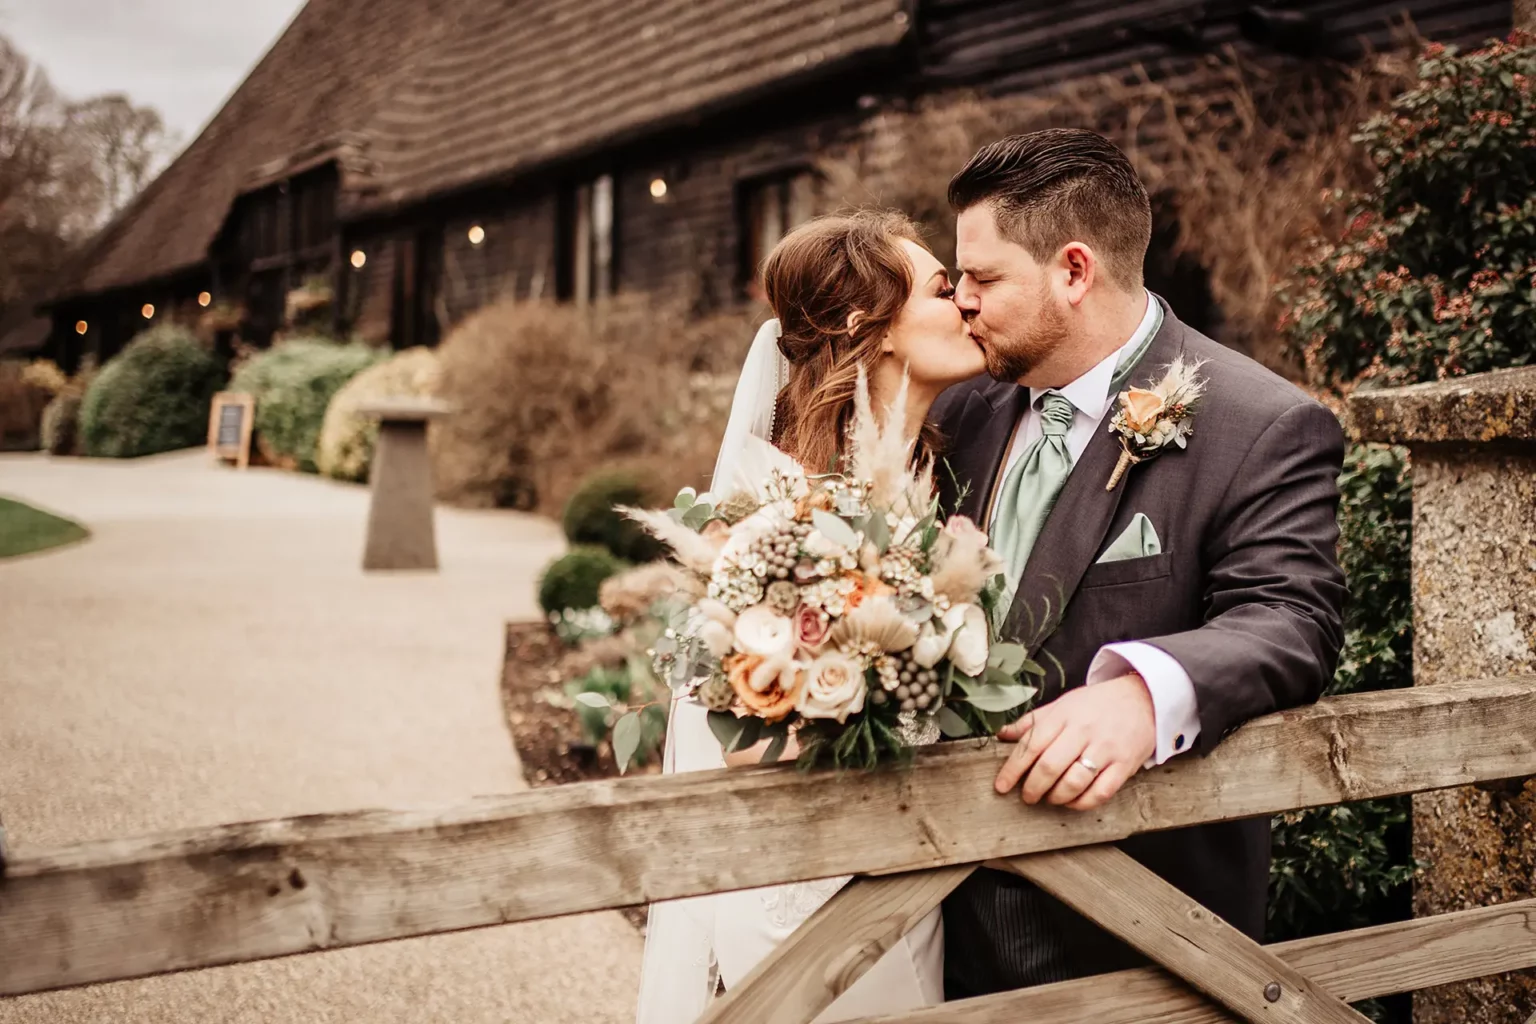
[{"x1": 930, "y1": 129, "x2": 1347, "y2": 996}]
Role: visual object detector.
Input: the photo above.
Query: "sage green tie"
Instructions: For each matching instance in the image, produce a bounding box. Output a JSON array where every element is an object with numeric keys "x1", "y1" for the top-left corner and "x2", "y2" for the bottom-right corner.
[{"x1": 989, "y1": 302, "x2": 1163, "y2": 620}]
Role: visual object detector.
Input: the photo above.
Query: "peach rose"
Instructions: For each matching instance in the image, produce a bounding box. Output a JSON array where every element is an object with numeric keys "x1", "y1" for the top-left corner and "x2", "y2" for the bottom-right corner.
[
  {"x1": 796, "y1": 652, "x2": 868, "y2": 723},
  {"x1": 724, "y1": 653, "x2": 803, "y2": 723},
  {"x1": 1120, "y1": 387, "x2": 1166, "y2": 434},
  {"x1": 842, "y1": 573, "x2": 892, "y2": 611}
]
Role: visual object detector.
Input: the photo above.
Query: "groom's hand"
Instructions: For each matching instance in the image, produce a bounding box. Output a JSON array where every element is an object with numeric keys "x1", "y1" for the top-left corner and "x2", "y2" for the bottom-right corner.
[{"x1": 993, "y1": 674, "x2": 1157, "y2": 811}]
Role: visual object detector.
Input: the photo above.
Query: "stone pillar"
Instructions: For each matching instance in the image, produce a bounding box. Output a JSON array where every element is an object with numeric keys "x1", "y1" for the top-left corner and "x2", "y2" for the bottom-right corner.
[
  {"x1": 1350, "y1": 367, "x2": 1536, "y2": 1024},
  {"x1": 359, "y1": 399, "x2": 451, "y2": 572}
]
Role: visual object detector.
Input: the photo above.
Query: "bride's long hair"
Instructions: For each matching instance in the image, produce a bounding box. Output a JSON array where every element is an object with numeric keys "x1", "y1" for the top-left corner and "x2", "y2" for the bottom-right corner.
[{"x1": 762, "y1": 210, "x2": 940, "y2": 476}]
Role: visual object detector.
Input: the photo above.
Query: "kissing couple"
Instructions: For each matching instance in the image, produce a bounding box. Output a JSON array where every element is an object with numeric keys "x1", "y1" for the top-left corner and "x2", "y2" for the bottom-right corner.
[{"x1": 635, "y1": 128, "x2": 1347, "y2": 1021}]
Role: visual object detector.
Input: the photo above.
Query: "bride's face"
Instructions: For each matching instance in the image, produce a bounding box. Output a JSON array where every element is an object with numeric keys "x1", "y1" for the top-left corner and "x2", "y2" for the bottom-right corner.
[{"x1": 882, "y1": 240, "x2": 987, "y2": 388}]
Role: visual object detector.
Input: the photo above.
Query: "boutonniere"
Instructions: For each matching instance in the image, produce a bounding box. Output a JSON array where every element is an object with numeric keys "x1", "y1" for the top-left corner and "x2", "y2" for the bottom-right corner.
[{"x1": 1105, "y1": 357, "x2": 1207, "y2": 491}]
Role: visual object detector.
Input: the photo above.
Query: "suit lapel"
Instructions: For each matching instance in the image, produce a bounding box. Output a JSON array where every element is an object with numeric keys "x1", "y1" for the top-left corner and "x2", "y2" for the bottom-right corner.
[
  {"x1": 1006, "y1": 300, "x2": 1188, "y2": 663},
  {"x1": 940, "y1": 383, "x2": 1029, "y2": 524}
]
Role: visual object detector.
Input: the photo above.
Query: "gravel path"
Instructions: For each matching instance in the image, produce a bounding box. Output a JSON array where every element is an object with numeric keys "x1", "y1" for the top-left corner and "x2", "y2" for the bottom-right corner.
[{"x1": 0, "y1": 451, "x2": 642, "y2": 1023}]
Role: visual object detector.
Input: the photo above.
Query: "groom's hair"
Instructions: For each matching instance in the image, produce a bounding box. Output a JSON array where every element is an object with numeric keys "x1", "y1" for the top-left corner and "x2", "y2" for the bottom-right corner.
[{"x1": 948, "y1": 129, "x2": 1151, "y2": 289}]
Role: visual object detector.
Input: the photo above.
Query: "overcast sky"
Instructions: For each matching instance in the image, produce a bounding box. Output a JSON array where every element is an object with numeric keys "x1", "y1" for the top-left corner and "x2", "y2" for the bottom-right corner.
[{"x1": 1, "y1": 0, "x2": 306, "y2": 144}]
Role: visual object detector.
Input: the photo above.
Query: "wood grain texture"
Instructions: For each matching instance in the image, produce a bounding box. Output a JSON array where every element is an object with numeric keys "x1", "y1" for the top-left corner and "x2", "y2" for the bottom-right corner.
[
  {"x1": 2, "y1": 677, "x2": 1533, "y2": 996},
  {"x1": 698, "y1": 866, "x2": 972, "y2": 1024},
  {"x1": 1001, "y1": 846, "x2": 1369, "y2": 1023},
  {"x1": 850, "y1": 897, "x2": 1536, "y2": 1023}
]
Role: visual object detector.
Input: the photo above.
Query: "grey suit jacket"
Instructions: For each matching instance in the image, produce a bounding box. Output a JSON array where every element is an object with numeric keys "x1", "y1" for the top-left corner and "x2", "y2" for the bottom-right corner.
[{"x1": 931, "y1": 299, "x2": 1347, "y2": 996}]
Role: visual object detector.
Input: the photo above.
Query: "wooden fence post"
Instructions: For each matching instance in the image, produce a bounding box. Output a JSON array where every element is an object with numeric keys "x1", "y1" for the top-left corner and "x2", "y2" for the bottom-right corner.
[{"x1": 1351, "y1": 366, "x2": 1536, "y2": 1024}]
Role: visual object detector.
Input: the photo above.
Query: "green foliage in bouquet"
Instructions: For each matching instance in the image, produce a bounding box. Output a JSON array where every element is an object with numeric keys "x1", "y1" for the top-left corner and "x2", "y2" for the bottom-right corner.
[
  {"x1": 230, "y1": 338, "x2": 383, "y2": 472},
  {"x1": 80, "y1": 325, "x2": 225, "y2": 458},
  {"x1": 562, "y1": 470, "x2": 666, "y2": 563},
  {"x1": 537, "y1": 546, "x2": 630, "y2": 616}
]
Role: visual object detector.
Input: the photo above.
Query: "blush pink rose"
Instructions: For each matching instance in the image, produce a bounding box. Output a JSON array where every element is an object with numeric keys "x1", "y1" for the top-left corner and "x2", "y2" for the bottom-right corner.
[{"x1": 793, "y1": 604, "x2": 831, "y2": 652}]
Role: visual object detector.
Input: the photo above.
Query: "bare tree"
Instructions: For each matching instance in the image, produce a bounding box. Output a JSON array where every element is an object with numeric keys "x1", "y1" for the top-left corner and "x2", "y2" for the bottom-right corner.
[
  {"x1": 0, "y1": 33, "x2": 176, "y2": 321},
  {"x1": 66, "y1": 93, "x2": 175, "y2": 226}
]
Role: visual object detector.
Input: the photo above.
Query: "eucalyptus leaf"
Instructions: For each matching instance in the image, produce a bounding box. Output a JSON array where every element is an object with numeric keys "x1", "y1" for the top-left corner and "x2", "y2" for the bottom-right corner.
[
  {"x1": 863, "y1": 510, "x2": 891, "y2": 553},
  {"x1": 988, "y1": 642, "x2": 1027, "y2": 676},
  {"x1": 708, "y1": 710, "x2": 745, "y2": 751},
  {"x1": 811, "y1": 509, "x2": 861, "y2": 550},
  {"x1": 573, "y1": 692, "x2": 610, "y2": 709},
  {"x1": 760, "y1": 730, "x2": 789, "y2": 763},
  {"x1": 984, "y1": 665, "x2": 1016, "y2": 689},
  {"x1": 731, "y1": 715, "x2": 764, "y2": 753},
  {"x1": 961, "y1": 682, "x2": 1035, "y2": 713},
  {"x1": 674, "y1": 488, "x2": 698, "y2": 510},
  {"x1": 1019, "y1": 658, "x2": 1047, "y2": 678},
  {"x1": 937, "y1": 706, "x2": 973, "y2": 738},
  {"x1": 613, "y1": 712, "x2": 642, "y2": 774},
  {"x1": 682, "y1": 502, "x2": 715, "y2": 530}
]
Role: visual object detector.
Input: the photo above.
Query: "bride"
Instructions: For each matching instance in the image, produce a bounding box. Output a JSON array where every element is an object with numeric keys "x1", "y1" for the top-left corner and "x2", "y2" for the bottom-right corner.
[{"x1": 635, "y1": 210, "x2": 987, "y2": 1022}]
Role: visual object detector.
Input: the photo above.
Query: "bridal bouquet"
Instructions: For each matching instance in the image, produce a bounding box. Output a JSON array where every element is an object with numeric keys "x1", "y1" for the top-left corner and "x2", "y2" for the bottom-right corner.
[{"x1": 623, "y1": 379, "x2": 1039, "y2": 770}]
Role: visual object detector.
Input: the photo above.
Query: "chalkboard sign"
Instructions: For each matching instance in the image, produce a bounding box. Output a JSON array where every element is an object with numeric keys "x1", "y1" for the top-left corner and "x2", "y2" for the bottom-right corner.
[{"x1": 207, "y1": 392, "x2": 254, "y2": 469}]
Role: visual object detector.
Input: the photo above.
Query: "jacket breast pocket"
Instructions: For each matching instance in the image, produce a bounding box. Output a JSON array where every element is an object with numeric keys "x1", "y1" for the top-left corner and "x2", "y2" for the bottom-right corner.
[{"x1": 1079, "y1": 551, "x2": 1173, "y2": 589}]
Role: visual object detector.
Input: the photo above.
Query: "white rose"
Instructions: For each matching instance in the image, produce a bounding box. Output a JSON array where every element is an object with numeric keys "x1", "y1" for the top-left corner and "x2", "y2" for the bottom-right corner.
[
  {"x1": 733, "y1": 604, "x2": 794, "y2": 660},
  {"x1": 942, "y1": 602, "x2": 990, "y2": 677},
  {"x1": 698, "y1": 619, "x2": 734, "y2": 658},
  {"x1": 910, "y1": 620, "x2": 953, "y2": 669},
  {"x1": 796, "y1": 652, "x2": 868, "y2": 723}
]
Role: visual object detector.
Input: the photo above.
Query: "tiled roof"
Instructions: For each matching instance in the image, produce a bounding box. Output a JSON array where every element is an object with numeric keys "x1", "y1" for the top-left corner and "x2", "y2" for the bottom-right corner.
[
  {"x1": 363, "y1": 0, "x2": 913, "y2": 207},
  {"x1": 53, "y1": 0, "x2": 465, "y2": 300},
  {"x1": 52, "y1": 0, "x2": 912, "y2": 303}
]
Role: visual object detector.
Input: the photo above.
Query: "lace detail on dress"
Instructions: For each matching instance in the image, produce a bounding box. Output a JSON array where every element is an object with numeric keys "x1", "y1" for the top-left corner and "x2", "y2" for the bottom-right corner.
[{"x1": 759, "y1": 877, "x2": 848, "y2": 929}]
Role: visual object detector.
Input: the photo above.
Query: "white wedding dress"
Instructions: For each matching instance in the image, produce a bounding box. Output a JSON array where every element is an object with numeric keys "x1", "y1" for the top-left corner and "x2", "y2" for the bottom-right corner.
[{"x1": 633, "y1": 320, "x2": 945, "y2": 1024}]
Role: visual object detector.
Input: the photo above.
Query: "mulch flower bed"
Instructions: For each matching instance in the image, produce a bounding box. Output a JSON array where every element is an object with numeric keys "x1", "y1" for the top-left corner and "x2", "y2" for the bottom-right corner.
[{"x1": 502, "y1": 619, "x2": 659, "y2": 930}]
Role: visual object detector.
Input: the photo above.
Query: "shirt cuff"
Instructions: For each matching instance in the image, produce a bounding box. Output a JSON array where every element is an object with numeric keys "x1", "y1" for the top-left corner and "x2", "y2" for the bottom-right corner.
[{"x1": 1086, "y1": 641, "x2": 1200, "y2": 768}]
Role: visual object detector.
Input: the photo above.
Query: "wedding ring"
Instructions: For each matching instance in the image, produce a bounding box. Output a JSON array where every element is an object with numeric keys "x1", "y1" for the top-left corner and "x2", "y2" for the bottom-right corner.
[{"x1": 1076, "y1": 756, "x2": 1101, "y2": 774}]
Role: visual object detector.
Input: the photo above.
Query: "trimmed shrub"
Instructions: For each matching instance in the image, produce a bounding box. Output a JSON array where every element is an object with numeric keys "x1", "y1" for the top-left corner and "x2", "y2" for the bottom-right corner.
[
  {"x1": 431, "y1": 297, "x2": 757, "y2": 513},
  {"x1": 41, "y1": 394, "x2": 82, "y2": 455},
  {"x1": 562, "y1": 470, "x2": 665, "y2": 562},
  {"x1": 230, "y1": 337, "x2": 383, "y2": 473},
  {"x1": 317, "y1": 346, "x2": 441, "y2": 482},
  {"x1": 1281, "y1": 34, "x2": 1536, "y2": 387},
  {"x1": 538, "y1": 546, "x2": 628, "y2": 615},
  {"x1": 79, "y1": 325, "x2": 225, "y2": 458}
]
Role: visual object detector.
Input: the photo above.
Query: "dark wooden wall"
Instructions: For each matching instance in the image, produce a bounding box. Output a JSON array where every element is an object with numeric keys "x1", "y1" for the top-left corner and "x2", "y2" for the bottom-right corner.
[{"x1": 917, "y1": 0, "x2": 1511, "y2": 92}]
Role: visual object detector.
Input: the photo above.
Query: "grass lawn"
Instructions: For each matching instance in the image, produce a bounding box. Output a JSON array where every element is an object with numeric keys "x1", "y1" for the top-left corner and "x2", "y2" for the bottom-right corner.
[{"x1": 0, "y1": 496, "x2": 89, "y2": 559}]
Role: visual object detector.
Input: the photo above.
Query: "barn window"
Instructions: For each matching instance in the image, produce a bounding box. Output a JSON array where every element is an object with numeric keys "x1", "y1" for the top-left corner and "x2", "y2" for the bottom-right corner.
[
  {"x1": 738, "y1": 169, "x2": 816, "y2": 299},
  {"x1": 559, "y1": 174, "x2": 617, "y2": 305}
]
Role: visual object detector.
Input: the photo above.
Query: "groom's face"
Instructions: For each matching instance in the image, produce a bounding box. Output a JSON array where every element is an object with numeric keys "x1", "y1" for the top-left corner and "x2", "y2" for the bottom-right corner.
[{"x1": 954, "y1": 205, "x2": 1069, "y2": 385}]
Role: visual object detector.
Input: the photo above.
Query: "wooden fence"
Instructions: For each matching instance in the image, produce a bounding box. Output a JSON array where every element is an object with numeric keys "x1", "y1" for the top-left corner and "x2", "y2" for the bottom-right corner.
[{"x1": 3, "y1": 676, "x2": 1535, "y2": 1022}]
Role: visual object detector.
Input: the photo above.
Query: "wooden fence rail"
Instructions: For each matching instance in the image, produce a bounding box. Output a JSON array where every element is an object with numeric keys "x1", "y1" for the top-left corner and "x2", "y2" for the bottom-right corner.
[{"x1": 2, "y1": 676, "x2": 1535, "y2": 1017}]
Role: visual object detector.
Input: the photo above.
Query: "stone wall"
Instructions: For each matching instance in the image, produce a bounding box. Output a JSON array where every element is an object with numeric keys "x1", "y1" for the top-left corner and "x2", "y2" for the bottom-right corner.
[{"x1": 1351, "y1": 366, "x2": 1536, "y2": 1024}]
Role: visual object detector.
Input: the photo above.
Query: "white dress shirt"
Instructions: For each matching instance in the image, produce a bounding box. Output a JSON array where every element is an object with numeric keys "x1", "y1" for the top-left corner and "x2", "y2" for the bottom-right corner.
[{"x1": 992, "y1": 291, "x2": 1200, "y2": 765}]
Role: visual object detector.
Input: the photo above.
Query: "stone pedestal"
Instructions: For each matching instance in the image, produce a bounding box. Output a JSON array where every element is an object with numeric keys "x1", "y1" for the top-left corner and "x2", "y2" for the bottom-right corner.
[
  {"x1": 359, "y1": 399, "x2": 451, "y2": 572},
  {"x1": 1351, "y1": 367, "x2": 1536, "y2": 1024}
]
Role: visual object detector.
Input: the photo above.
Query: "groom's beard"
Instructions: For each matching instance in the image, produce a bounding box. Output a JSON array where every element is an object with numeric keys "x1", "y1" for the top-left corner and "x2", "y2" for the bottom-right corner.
[{"x1": 983, "y1": 297, "x2": 1070, "y2": 384}]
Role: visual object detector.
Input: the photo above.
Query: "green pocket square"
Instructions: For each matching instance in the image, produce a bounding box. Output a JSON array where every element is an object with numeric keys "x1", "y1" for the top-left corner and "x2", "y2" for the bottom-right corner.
[{"x1": 1097, "y1": 513, "x2": 1162, "y2": 563}]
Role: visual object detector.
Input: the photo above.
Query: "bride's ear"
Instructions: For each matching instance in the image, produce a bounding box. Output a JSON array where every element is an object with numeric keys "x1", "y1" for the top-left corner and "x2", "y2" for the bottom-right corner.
[{"x1": 847, "y1": 309, "x2": 865, "y2": 334}]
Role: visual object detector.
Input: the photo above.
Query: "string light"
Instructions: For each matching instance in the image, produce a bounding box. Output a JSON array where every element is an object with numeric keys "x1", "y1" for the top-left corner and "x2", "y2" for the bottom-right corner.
[
  {"x1": 198, "y1": 291, "x2": 212, "y2": 307},
  {"x1": 141, "y1": 303, "x2": 155, "y2": 319},
  {"x1": 650, "y1": 178, "x2": 668, "y2": 199},
  {"x1": 350, "y1": 250, "x2": 367, "y2": 269},
  {"x1": 467, "y1": 224, "x2": 486, "y2": 245},
  {"x1": 75, "y1": 320, "x2": 87, "y2": 335}
]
